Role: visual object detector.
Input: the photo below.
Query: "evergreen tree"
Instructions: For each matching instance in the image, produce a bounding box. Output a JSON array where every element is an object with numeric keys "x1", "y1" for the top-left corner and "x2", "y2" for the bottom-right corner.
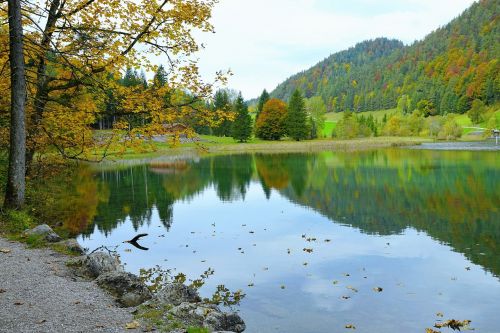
[
  {"x1": 286, "y1": 89, "x2": 308, "y2": 141},
  {"x1": 232, "y1": 93, "x2": 252, "y2": 142},
  {"x1": 257, "y1": 89, "x2": 270, "y2": 117},
  {"x1": 153, "y1": 65, "x2": 168, "y2": 87},
  {"x1": 212, "y1": 89, "x2": 233, "y2": 136}
]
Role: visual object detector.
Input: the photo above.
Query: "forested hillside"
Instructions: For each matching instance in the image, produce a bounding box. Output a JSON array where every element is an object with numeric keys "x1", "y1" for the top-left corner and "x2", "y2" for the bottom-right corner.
[{"x1": 271, "y1": 0, "x2": 499, "y2": 115}]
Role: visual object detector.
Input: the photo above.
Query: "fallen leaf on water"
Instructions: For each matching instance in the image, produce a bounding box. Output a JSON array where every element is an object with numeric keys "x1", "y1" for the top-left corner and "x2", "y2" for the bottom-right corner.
[
  {"x1": 0, "y1": 248, "x2": 11, "y2": 254},
  {"x1": 303, "y1": 248, "x2": 313, "y2": 253},
  {"x1": 434, "y1": 319, "x2": 472, "y2": 331},
  {"x1": 345, "y1": 324, "x2": 356, "y2": 329},
  {"x1": 425, "y1": 328, "x2": 440, "y2": 333},
  {"x1": 14, "y1": 302, "x2": 24, "y2": 305},
  {"x1": 36, "y1": 319, "x2": 46, "y2": 324},
  {"x1": 347, "y1": 286, "x2": 358, "y2": 293},
  {"x1": 0, "y1": 289, "x2": 6, "y2": 293},
  {"x1": 373, "y1": 287, "x2": 383, "y2": 292},
  {"x1": 74, "y1": 301, "x2": 81, "y2": 305},
  {"x1": 341, "y1": 296, "x2": 350, "y2": 300},
  {"x1": 125, "y1": 320, "x2": 140, "y2": 329}
]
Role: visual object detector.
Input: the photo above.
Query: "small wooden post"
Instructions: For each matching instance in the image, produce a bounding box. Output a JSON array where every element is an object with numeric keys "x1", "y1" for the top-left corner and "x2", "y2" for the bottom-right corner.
[{"x1": 493, "y1": 129, "x2": 500, "y2": 145}]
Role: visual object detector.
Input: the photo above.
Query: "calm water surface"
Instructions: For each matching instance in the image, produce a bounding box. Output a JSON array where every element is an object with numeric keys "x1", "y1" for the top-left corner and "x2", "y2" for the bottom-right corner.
[{"x1": 75, "y1": 149, "x2": 500, "y2": 333}]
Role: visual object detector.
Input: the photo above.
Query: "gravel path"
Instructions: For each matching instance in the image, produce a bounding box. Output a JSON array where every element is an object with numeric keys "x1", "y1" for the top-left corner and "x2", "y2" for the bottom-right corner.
[{"x1": 0, "y1": 237, "x2": 139, "y2": 333}]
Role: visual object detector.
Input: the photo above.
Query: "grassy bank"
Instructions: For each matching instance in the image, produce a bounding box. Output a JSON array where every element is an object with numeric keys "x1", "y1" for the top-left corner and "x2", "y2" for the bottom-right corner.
[{"x1": 91, "y1": 136, "x2": 430, "y2": 160}]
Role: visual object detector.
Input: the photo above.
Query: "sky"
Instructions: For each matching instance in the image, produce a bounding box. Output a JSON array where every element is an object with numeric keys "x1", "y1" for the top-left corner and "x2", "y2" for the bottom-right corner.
[{"x1": 193, "y1": 0, "x2": 477, "y2": 99}]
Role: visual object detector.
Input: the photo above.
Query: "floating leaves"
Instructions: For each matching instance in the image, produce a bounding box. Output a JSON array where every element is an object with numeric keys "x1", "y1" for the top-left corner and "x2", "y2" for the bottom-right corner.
[
  {"x1": 425, "y1": 329, "x2": 440, "y2": 333},
  {"x1": 434, "y1": 319, "x2": 472, "y2": 331},
  {"x1": 345, "y1": 324, "x2": 356, "y2": 329},
  {"x1": 373, "y1": 287, "x2": 383, "y2": 292},
  {"x1": 0, "y1": 248, "x2": 11, "y2": 254},
  {"x1": 303, "y1": 248, "x2": 313, "y2": 253},
  {"x1": 346, "y1": 286, "x2": 358, "y2": 293}
]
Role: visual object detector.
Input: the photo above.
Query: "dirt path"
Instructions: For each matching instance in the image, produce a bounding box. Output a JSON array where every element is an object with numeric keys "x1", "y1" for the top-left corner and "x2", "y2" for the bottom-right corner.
[{"x1": 0, "y1": 237, "x2": 139, "y2": 333}]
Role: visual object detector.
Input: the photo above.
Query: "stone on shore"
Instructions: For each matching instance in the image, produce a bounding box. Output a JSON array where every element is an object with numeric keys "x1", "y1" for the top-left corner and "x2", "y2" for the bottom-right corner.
[
  {"x1": 56, "y1": 239, "x2": 85, "y2": 255},
  {"x1": 154, "y1": 283, "x2": 201, "y2": 306},
  {"x1": 83, "y1": 252, "x2": 123, "y2": 278},
  {"x1": 203, "y1": 311, "x2": 246, "y2": 333},
  {"x1": 96, "y1": 271, "x2": 152, "y2": 307},
  {"x1": 24, "y1": 224, "x2": 62, "y2": 243}
]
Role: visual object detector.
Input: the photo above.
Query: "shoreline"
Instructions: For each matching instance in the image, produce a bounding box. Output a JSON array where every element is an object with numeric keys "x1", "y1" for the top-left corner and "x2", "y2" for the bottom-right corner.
[
  {"x1": 96, "y1": 137, "x2": 430, "y2": 163},
  {"x1": 0, "y1": 237, "x2": 140, "y2": 333}
]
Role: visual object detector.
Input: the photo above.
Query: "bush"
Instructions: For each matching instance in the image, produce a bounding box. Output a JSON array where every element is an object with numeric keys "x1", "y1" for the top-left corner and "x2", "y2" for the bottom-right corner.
[{"x1": 438, "y1": 115, "x2": 462, "y2": 140}]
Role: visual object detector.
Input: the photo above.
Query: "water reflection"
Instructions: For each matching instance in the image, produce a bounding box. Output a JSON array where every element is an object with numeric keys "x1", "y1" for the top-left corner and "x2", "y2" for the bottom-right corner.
[
  {"x1": 67, "y1": 149, "x2": 499, "y2": 332},
  {"x1": 72, "y1": 150, "x2": 500, "y2": 275}
]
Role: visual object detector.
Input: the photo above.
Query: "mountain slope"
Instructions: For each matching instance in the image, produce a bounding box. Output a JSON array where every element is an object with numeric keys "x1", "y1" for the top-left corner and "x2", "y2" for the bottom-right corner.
[{"x1": 271, "y1": 0, "x2": 499, "y2": 115}]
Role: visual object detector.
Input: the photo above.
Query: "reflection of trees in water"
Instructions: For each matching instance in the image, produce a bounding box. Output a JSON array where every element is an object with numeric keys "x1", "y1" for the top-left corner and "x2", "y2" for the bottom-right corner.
[
  {"x1": 81, "y1": 155, "x2": 255, "y2": 237},
  {"x1": 74, "y1": 149, "x2": 499, "y2": 277},
  {"x1": 276, "y1": 150, "x2": 500, "y2": 277}
]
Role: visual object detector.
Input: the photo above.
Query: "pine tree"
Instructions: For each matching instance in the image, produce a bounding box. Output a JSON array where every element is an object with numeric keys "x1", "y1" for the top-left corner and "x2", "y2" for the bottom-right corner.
[
  {"x1": 212, "y1": 89, "x2": 233, "y2": 136},
  {"x1": 154, "y1": 65, "x2": 168, "y2": 87},
  {"x1": 286, "y1": 89, "x2": 308, "y2": 141},
  {"x1": 232, "y1": 93, "x2": 252, "y2": 142},
  {"x1": 257, "y1": 89, "x2": 270, "y2": 117}
]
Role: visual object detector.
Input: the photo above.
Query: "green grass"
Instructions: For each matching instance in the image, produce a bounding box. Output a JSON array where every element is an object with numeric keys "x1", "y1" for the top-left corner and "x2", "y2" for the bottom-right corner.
[{"x1": 322, "y1": 121, "x2": 336, "y2": 137}]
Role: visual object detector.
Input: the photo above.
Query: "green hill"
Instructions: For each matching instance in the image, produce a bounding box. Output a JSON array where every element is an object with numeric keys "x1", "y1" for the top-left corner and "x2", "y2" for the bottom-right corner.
[{"x1": 271, "y1": 0, "x2": 499, "y2": 115}]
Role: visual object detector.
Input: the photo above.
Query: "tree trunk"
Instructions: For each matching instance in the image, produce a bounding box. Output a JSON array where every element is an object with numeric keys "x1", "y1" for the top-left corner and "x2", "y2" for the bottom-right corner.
[{"x1": 4, "y1": 0, "x2": 27, "y2": 209}]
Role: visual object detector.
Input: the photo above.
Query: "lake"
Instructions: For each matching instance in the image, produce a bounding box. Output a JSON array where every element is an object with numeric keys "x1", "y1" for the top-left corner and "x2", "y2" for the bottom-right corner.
[{"x1": 75, "y1": 148, "x2": 500, "y2": 333}]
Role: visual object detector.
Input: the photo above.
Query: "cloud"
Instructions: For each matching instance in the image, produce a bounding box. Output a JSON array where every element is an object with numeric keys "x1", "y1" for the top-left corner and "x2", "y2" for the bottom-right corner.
[{"x1": 191, "y1": 0, "x2": 477, "y2": 98}]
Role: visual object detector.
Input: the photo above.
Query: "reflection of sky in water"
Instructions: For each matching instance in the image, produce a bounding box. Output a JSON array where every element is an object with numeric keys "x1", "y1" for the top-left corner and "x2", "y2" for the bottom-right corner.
[{"x1": 79, "y1": 182, "x2": 500, "y2": 333}]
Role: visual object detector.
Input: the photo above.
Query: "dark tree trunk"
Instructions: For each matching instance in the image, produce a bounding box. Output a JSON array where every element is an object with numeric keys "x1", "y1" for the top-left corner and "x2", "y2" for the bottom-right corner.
[
  {"x1": 4, "y1": 0, "x2": 27, "y2": 209},
  {"x1": 25, "y1": 0, "x2": 60, "y2": 169}
]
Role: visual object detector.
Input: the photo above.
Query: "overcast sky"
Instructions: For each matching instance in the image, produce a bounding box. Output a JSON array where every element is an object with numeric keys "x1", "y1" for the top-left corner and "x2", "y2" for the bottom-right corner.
[{"x1": 194, "y1": 0, "x2": 477, "y2": 99}]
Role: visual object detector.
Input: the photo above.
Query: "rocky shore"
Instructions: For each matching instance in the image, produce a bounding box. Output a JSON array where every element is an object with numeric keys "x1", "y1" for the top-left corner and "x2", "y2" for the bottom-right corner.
[{"x1": 0, "y1": 225, "x2": 245, "y2": 333}]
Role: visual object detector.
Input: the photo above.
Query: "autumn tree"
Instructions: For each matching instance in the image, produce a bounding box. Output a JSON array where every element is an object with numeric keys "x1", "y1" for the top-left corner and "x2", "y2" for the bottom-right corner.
[
  {"x1": 286, "y1": 89, "x2": 308, "y2": 141},
  {"x1": 1, "y1": 0, "x2": 225, "y2": 165},
  {"x1": 231, "y1": 93, "x2": 252, "y2": 143},
  {"x1": 255, "y1": 99, "x2": 287, "y2": 140}
]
